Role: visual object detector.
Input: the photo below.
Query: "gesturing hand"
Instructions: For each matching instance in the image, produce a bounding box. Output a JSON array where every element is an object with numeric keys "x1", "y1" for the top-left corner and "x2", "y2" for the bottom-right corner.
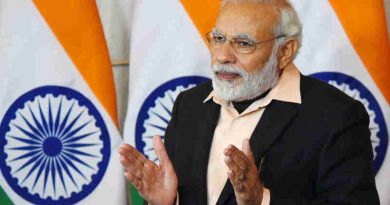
[
  {"x1": 224, "y1": 139, "x2": 263, "y2": 205},
  {"x1": 118, "y1": 136, "x2": 178, "y2": 205}
]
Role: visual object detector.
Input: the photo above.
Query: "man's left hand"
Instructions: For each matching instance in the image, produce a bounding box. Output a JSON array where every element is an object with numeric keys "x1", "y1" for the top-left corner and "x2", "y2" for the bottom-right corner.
[{"x1": 224, "y1": 139, "x2": 263, "y2": 205}]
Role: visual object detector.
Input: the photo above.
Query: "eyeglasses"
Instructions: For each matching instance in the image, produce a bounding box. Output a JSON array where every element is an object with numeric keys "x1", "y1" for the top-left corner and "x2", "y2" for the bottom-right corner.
[{"x1": 205, "y1": 31, "x2": 286, "y2": 54}]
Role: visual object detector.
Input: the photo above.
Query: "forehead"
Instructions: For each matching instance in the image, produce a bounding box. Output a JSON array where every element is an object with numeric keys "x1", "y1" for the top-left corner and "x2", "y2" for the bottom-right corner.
[{"x1": 215, "y1": 3, "x2": 278, "y2": 39}]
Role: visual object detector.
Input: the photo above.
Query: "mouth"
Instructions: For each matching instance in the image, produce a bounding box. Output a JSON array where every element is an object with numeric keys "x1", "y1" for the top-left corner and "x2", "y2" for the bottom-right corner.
[{"x1": 216, "y1": 71, "x2": 241, "y2": 81}]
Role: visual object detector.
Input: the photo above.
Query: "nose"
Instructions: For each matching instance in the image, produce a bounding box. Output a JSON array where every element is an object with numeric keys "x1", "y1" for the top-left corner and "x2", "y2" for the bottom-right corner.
[{"x1": 212, "y1": 42, "x2": 237, "y2": 65}]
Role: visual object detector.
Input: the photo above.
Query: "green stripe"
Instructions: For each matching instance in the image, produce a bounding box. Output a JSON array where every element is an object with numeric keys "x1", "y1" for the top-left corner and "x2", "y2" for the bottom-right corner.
[
  {"x1": 128, "y1": 182, "x2": 144, "y2": 205},
  {"x1": 0, "y1": 186, "x2": 13, "y2": 205},
  {"x1": 1, "y1": 183, "x2": 141, "y2": 205}
]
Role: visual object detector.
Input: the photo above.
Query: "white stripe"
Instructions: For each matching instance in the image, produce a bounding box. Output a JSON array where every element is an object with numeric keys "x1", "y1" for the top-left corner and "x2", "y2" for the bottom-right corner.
[{"x1": 124, "y1": 0, "x2": 211, "y2": 145}]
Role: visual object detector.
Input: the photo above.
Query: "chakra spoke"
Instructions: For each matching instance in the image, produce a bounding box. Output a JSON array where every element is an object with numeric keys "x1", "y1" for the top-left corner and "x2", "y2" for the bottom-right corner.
[
  {"x1": 7, "y1": 145, "x2": 41, "y2": 151},
  {"x1": 63, "y1": 143, "x2": 100, "y2": 148},
  {"x1": 56, "y1": 101, "x2": 75, "y2": 137},
  {"x1": 54, "y1": 157, "x2": 68, "y2": 195},
  {"x1": 146, "y1": 123, "x2": 166, "y2": 132},
  {"x1": 32, "y1": 157, "x2": 49, "y2": 191},
  {"x1": 21, "y1": 155, "x2": 45, "y2": 185},
  {"x1": 63, "y1": 148, "x2": 100, "y2": 158},
  {"x1": 42, "y1": 157, "x2": 51, "y2": 195},
  {"x1": 38, "y1": 99, "x2": 51, "y2": 137},
  {"x1": 61, "y1": 154, "x2": 88, "y2": 180},
  {"x1": 58, "y1": 110, "x2": 85, "y2": 139},
  {"x1": 14, "y1": 115, "x2": 45, "y2": 141},
  {"x1": 143, "y1": 136, "x2": 155, "y2": 139},
  {"x1": 12, "y1": 153, "x2": 43, "y2": 175},
  {"x1": 51, "y1": 157, "x2": 57, "y2": 196},
  {"x1": 62, "y1": 131, "x2": 98, "y2": 144},
  {"x1": 167, "y1": 92, "x2": 175, "y2": 105},
  {"x1": 54, "y1": 97, "x2": 63, "y2": 136},
  {"x1": 8, "y1": 150, "x2": 41, "y2": 163},
  {"x1": 58, "y1": 155, "x2": 79, "y2": 189},
  {"x1": 144, "y1": 147, "x2": 154, "y2": 152},
  {"x1": 158, "y1": 99, "x2": 172, "y2": 116},
  {"x1": 48, "y1": 98, "x2": 55, "y2": 136},
  {"x1": 8, "y1": 135, "x2": 41, "y2": 145},
  {"x1": 27, "y1": 105, "x2": 49, "y2": 138},
  {"x1": 60, "y1": 119, "x2": 92, "y2": 141},
  {"x1": 152, "y1": 157, "x2": 158, "y2": 162},
  {"x1": 150, "y1": 111, "x2": 170, "y2": 125},
  {"x1": 62, "y1": 151, "x2": 97, "y2": 170}
]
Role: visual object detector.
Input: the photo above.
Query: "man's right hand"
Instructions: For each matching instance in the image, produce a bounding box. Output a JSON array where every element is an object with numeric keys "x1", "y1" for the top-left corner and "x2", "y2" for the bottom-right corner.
[{"x1": 118, "y1": 136, "x2": 178, "y2": 205}]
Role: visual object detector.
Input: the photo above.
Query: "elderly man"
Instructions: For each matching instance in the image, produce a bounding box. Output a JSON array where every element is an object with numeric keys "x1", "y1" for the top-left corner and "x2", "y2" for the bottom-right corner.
[{"x1": 119, "y1": 0, "x2": 379, "y2": 204}]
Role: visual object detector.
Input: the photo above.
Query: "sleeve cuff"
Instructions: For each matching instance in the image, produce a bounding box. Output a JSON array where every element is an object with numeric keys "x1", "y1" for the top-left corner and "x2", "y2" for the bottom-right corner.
[
  {"x1": 261, "y1": 188, "x2": 270, "y2": 205},
  {"x1": 175, "y1": 191, "x2": 179, "y2": 205}
]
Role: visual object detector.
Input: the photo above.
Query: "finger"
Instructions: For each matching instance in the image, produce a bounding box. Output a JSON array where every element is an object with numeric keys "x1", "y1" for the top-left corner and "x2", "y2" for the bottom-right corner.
[
  {"x1": 118, "y1": 145, "x2": 133, "y2": 162},
  {"x1": 121, "y1": 158, "x2": 144, "y2": 180},
  {"x1": 224, "y1": 155, "x2": 244, "y2": 180},
  {"x1": 119, "y1": 143, "x2": 148, "y2": 165},
  {"x1": 228, "y1": 170, "x2": 245, "y2": 192},
  {"x1": 118, "y1": 143, "x2": 137, "y2": 157},
  {"x1": 139, "y1": 161, "x2": 160, "y2": 200},
  {"x1": 119, "y1": 149, "x2": 148, "y2": 178},
  {"x1": 242, "y1": 139, "x2": 255, "y2": 163},
  {"x1": 140, "y1": 161, "x2": 158, "y2": 183},
  {"x1": 119, "y1": 144, "x2": 147, "y2": 170},
  {"x1": 119, "y1": 152, "x2": 145, "y2": 171},
  {"x1": 225, "y1": 156, "x2": 248, "y2": 191},
  {"x1": 224, "y1": 145, "x2": 250, "y2": 170},
  {"x1": 125, "y1": 171, "x2": 142, "y2": 190},
  {"x1": 143, "y1": 160, "x2": 157, "y2": 172},
  {"x1": 129, "y1": 162, "x2": 156, "y2": 199},
  {"x1": 140, "y1": 162, "x2": 156, "y2": 191},
  {"x1": 153, "y1": 135, "x2": 173, "y2": 169}
]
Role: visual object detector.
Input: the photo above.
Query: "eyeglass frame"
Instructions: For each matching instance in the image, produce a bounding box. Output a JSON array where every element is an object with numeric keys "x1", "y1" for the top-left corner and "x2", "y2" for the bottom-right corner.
[{"x1": 205, "y1": 29, "x2": 287, "y2": 54}]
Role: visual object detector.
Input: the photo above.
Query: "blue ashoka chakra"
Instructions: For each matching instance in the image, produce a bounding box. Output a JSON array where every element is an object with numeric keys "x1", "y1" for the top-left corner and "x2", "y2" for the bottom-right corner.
[
  {"x1": 0, "y1": 86, "x2": 110, "y2": 204},
  {"x1": 135, "y1": 76, "x2": 209, "y2": 162},
  {"x1": 311, "y1": 72, "x2": 388, "y2": 175}
]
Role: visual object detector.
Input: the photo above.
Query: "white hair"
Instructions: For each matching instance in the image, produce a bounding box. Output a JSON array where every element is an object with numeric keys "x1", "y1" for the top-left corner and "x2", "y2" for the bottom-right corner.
[
  {"x1": 221, "y1": 0, "x2": 303, "y2": 57},
  {"x1": 211, "y1": 41, "x2": 281, "y2": 102}
]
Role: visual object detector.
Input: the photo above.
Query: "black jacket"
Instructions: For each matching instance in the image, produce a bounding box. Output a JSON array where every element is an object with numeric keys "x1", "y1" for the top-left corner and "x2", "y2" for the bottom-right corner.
[{"x1": 164, "y1": 75, "x2": 379, "y2": 205}]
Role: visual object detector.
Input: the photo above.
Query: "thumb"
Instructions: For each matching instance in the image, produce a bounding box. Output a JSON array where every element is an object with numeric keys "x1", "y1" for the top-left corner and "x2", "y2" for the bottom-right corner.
[
  {"x1": 153, "y1": 135, "x2": 172, "y2": 168},
  {"x1": 242, "y1": 139, "x2": 255, "y2": 163}
]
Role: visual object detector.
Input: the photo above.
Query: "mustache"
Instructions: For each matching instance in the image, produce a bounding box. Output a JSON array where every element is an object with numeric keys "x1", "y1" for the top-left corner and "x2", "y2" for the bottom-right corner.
[{"x1": 211, "y1": 64, "x2": 248, "y2": 77}]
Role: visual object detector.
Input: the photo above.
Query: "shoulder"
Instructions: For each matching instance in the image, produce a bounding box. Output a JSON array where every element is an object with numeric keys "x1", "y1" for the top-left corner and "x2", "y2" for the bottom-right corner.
[
  {"x1": 299, "y1": 75, "x2": 368, "y2": 123},
  {"x1": 300, "y1": 75, "x2": 364, "y2": 110},
  {"x1": 176, "y1": 80, "x2": 213, "y2": 104}
]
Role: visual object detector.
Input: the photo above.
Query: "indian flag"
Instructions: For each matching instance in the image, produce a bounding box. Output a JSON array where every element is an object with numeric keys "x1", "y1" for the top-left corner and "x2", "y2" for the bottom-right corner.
[
  {"x1": 124, "y1": 0, "x2": 390, "y2": 204},
  {"x1": 0, "y1": 0, "x2": 126, "y2": 204},
  {"x1": 292, "y1": 0, "x2": 390, "y2": 203}
]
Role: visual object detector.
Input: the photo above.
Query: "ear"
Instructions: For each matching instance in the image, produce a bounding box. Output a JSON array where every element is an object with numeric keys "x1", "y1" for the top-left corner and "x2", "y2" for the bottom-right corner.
[{"x1": 277, "y1": 38, "x2": 298, "y2": 69}]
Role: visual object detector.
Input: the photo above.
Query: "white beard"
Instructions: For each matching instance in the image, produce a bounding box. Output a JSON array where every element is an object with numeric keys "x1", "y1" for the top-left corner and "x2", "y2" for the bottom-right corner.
[{"x1": 211, "y1": 47, "x2": 280, "y2": 102}]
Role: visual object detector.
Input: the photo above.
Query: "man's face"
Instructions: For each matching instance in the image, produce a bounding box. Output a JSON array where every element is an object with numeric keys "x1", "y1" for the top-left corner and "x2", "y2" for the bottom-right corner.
[
  {"x1": 210, "y1": 3, "x2": 281, "y2": 101},
  {"x1": 212, "y1": 3, "x2": 278, "y2": 75}
]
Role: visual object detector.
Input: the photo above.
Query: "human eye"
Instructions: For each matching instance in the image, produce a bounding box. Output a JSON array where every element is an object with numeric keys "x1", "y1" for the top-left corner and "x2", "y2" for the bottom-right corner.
[
  {"x1": 235, "y1": 39, "x2": 255, "y2": 48},
  {"x1": 212, "y1": 34, "x2": 225, "y2": 43}
]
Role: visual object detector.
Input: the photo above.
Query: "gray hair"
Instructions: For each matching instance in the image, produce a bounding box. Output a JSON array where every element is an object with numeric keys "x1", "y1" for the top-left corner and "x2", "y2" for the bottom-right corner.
[{"x1": 221, "y1": 0, "x2": 303, "y2": 56}]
